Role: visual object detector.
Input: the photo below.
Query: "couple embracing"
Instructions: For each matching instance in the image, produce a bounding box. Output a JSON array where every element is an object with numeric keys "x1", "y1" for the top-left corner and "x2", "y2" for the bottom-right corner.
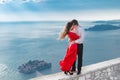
[{"x1": 58, "y1": 19, "x2": 84, "y2": 75}]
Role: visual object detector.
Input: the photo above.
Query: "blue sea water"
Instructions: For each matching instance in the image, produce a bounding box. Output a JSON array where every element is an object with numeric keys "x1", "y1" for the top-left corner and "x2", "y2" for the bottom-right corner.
[{"x1": 0, "y1": 21, "x2": 120, "y2": 80}]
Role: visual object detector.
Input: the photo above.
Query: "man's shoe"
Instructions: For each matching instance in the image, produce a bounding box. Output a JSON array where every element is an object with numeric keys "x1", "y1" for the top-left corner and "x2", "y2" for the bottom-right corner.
[{"x1": 77, "y1": 71, "x2": 81, "y2": 75}]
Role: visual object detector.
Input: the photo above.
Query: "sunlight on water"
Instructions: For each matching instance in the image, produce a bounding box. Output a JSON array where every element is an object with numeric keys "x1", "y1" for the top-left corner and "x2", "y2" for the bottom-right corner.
[{"x1": 0, "y1": 64, "x2": 8, "y2": 78}]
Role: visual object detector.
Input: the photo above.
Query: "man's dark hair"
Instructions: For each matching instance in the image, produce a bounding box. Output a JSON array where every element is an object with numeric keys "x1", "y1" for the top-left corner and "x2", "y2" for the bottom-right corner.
[{"x1": 71, "y1": 19, "x2": 79, "y2": 25}]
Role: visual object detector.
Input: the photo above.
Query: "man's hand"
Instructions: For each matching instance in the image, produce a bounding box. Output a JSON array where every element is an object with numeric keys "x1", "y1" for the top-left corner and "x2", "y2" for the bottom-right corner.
[{"x1": 70, "y1": 41, "x2": 75, "y2": 44}]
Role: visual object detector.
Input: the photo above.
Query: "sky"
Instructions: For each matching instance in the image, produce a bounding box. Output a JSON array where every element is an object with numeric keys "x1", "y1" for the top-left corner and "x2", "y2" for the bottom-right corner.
[{"x1": 0, "y1": 0, "x2": 120, "y2": 21}]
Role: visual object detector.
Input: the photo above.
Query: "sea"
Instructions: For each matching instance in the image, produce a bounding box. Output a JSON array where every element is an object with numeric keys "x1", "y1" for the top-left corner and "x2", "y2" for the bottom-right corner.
[{"x1": 0, "y1": 21, "x2": 120, "y2": 80}]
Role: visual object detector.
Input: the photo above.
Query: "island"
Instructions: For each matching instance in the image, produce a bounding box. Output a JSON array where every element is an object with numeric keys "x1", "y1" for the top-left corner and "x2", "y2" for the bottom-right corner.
[
  {"x1": 85, "y1": 24, "x2": 120, "y2": 31},
  {"x1": 18, "y1": 60, "x2": 52, "y2": 74},
  {"x1": 93, "y1": 20, "x2": 120, "y2": 24}
]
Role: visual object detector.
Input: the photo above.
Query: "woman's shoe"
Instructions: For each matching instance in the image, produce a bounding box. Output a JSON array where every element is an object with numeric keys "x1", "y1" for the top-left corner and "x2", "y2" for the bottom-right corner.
[
  {"x1": 69, "y1": 71, "x2": 73, "y2": 75},
  {"x1": 64, "y1": 71, "x2": 68, "y2": 75}
]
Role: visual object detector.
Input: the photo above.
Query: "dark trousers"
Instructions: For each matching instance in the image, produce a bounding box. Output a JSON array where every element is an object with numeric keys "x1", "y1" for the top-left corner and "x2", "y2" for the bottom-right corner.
[{"x1": 72, "y1": 44, "x2": 83, "y2": 72}]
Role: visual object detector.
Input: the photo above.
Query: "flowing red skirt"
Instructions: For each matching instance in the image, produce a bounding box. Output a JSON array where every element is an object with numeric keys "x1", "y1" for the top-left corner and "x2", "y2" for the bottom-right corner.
[
  {"x1": 59, "y1": 32, "x2": 80, "y2": 71},
  {"x1": 59, "y1": 43, "x2": 77, "y2": 71}
]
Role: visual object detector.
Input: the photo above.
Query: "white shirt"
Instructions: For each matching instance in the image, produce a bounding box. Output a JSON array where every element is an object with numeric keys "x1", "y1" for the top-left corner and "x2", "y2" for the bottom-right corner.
[{"x1": 75, "y1": 26, "x2": 85, "y2": 44}]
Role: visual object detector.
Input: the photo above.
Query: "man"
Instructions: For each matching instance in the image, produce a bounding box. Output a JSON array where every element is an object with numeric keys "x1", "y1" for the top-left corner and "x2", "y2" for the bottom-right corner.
[{"x1": 71, "y1": 19, "x2": 85, "y2": 75}]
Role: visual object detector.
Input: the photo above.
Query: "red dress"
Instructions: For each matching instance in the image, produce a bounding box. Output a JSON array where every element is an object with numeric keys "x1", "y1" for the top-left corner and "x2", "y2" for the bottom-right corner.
[{"x1": 59, "y1": 32, "x2": 80, "y2": 71}]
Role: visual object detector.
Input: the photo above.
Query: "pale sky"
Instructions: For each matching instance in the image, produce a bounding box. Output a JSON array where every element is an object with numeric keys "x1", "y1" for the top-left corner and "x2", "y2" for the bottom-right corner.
[{"x1": 0, "y1": 0, "x2": 120, "y2": 21}]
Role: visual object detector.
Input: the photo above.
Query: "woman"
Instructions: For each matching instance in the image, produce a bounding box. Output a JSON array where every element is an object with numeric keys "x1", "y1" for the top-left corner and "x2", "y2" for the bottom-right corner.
[{"x1": 58, "y1": 21, "x2": 80, "y2": 75}]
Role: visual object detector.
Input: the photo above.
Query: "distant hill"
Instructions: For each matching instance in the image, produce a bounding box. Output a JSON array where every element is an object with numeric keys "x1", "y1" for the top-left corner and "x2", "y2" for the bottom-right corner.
[
  {"x1": 93, "y1": 20, "x2": 120, "y2": 24},
  {"x1": 85, "y1": 24, "x2": 120, "y2": 31}
]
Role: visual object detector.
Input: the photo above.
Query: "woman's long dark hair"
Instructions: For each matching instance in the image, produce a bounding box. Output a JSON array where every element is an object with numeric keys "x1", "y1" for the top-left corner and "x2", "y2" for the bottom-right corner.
[{"x1": 58, "y1": 21, "x2": 73, "y2": 40}]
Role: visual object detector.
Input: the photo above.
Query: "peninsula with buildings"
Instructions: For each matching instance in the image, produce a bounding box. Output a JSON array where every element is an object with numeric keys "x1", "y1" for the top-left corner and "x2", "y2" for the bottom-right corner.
[{"x1": 18, "y1": 60, "x2": 51, "y2": 74}]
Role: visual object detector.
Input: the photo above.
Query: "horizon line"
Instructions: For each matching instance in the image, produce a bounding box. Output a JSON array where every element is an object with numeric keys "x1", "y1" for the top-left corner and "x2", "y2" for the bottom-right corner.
[{"x1": 0, "y1": 19, "x2": 120, "y2": 23}]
